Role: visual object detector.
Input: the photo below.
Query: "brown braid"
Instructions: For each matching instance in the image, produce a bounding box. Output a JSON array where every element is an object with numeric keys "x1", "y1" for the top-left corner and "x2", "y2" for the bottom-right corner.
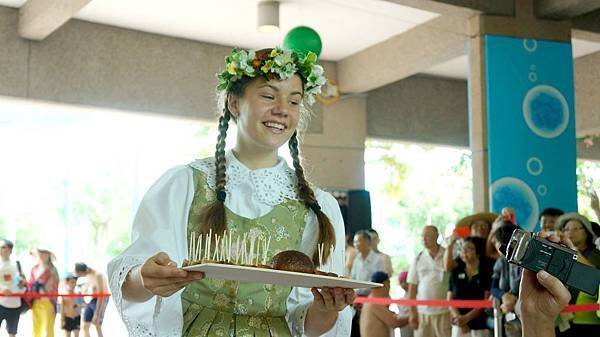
[
  {"x1": 199, "y1": 108, "x2": 231, "y2": 235},
  {"x1": 288, "y1": 132, "x2": 336, "y2": 266}
]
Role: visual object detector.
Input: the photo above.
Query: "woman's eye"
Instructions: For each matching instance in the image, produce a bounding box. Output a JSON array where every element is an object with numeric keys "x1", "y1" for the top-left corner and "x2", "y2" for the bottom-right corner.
[
  {"x1": 290, "y1": 101, "x2": 300, "y2": 106},
  {"x1": 261, "y1": 95, "x2": 274, "y2": 100}
]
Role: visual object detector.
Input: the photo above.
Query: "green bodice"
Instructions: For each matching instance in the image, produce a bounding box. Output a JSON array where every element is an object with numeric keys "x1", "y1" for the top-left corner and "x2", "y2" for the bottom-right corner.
[{"x1": 181, "y1": 168, "x2": 308, "y2": 337}]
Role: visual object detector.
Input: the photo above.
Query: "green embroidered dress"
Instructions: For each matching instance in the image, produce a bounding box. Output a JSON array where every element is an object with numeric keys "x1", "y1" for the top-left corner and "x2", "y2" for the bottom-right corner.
[{"x1": 181, "y1": 169, "x2": 308, "y2": 336}]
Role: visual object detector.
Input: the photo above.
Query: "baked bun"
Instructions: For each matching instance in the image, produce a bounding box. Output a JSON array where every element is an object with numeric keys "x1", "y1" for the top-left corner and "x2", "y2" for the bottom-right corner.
[{"x1": 271, "y1": 250, "x2": 315, "y2": 274}]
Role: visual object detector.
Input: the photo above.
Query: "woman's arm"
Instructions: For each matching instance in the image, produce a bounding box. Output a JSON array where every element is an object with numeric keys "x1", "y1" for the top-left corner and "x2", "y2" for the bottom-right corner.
[
  {"x1": 107, "y1": 165, "x2": 198, "y2": 335},
  {"x1": 295, "y1": 190, "x2": 354, "y2": 336},
  {"x1": 591, "y1": 191, "x2": 600, "y2": 221},
  {"x1": 447, "y1": 291, "x2": 460, "y2": 318},
  {"x1": 383, "y1": 254, "x2": 394, "y2": 277},
  {"x1": 444, "y1": 235, "x2": 459, "y2": 272},
  {"x1": 345, "y1": 249, "x2": 357, "y2": 275}
]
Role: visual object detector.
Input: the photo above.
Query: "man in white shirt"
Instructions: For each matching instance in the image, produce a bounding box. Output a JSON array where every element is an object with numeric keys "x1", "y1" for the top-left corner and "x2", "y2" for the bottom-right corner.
[
  {"x1": 367, "y1": 229, "x2": 394, "y2": 277},
  {"x1": 0, "y1": 239, "x2": 24, "y2": 337},
  {"x1": 351, "y1": 230, "x2": 385, "y2": 293},
  {"x1": 407, "y1": 226, "x2": 451, "y2": 337},
  {"x1": 350, "y1": 229, "x2": 385, "y2": 337}
]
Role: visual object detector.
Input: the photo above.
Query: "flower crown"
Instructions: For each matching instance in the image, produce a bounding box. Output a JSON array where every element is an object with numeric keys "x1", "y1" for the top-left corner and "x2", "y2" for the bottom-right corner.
[{"x1": 217, "y1": 47, "x2": 326, "y2": 104}]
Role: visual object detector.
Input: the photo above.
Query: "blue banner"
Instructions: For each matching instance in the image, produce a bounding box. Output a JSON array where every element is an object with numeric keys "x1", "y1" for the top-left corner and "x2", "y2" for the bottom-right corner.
[{"x1": 484, "y1": 35, "x2": 577, "y2": 231}]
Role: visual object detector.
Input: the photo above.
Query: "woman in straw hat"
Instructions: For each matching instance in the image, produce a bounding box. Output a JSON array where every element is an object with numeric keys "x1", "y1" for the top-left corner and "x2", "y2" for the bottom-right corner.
[{"x1": 28, "y1": 246, "x2": 59, "y2": 337}]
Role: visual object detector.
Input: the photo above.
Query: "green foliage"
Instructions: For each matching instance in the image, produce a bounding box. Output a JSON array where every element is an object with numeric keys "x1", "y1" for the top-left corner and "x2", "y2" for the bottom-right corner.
[
  {"x1": 194, "y1": 125, "x2": 219, "y2": 159},
  {"x1": 105, "y1": 226, "x2": 130, "y2": 258},
  {"x1": 366, "y1": 140, "x2": 473, "y2": 262},
  {"x1": 13, "y1": 220, "x2": 39, "y2": 256},
  {"x1": 576, "y1": 159, "x2": 600, "y2": 221}
]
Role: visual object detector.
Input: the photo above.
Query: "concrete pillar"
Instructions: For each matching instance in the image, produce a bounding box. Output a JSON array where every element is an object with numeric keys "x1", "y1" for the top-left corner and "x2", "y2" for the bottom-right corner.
[{"x1": 468, "y1": 1, "x2": 576, "y2": 230}]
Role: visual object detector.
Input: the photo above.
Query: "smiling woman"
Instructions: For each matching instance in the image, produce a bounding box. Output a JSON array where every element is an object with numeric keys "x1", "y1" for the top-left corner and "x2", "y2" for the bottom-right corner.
[{"x1": 108, "y1": 47, "x2": 354, "y2": 337}]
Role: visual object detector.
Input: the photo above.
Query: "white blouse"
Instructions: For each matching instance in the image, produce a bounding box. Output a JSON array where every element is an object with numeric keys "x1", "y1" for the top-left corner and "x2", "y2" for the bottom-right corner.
[{"x1": 107, "y1": 151, "x2": 352, "y2": 337}]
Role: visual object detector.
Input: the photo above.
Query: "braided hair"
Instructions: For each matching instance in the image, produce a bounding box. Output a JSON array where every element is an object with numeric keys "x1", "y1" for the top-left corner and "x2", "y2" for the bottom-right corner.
[{"x1": 288, "y1": 131, "x2": 336, "y2": 265}]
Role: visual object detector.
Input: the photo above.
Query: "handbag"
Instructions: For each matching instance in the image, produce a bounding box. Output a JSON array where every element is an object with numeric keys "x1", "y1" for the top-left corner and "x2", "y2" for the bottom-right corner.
[{"x1": 15, "y1": 261, "x2": 31, "y2": 314}]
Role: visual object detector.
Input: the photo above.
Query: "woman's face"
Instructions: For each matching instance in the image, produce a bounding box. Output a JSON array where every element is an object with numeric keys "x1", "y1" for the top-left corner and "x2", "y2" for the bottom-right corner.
[
  {"x1": 470, "y1": 220, "x2": 490, "y2": 239},
  {"x1": 228, "y1": 75, "x2": 303, "y2": 154},
  {"x1": 563, "y1": 220, "x2": 588, "y2": 249},
  {"x1": 37, "y1": 250, "x2": 50, "y2": 263},
  {"x1": 460, "y1": 241, "x2": 479, "y2": 264}
]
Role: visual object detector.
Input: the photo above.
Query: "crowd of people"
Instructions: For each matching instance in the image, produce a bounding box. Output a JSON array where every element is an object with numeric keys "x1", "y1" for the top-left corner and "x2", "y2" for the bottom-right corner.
[
  {"x1": 346, "y1": 192, "x2": 600, "y2": 337},
  {"x1": 0, "y1": 241, "x2": 109, "y2": 337}
]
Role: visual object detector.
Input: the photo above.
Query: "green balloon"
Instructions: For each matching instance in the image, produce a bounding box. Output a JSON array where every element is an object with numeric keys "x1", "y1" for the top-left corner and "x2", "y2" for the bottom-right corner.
[{"x1": 283, "y1": 26, "x2": 322, "y2": 58}]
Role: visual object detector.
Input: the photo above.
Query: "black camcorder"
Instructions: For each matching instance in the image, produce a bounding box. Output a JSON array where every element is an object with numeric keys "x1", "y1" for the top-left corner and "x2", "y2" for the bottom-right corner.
[{"x1": 504, "y1": 229, "x2": 600, "y2": 296}]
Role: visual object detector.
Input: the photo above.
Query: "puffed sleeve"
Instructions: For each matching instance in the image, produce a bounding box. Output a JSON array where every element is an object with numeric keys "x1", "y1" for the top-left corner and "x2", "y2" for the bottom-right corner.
[
  {"x1": 106, "y1": 165, "x2": 194, "y2": 337},
  {"x1": 286, "y1": 189, "x2": 352, "y2": 336}
]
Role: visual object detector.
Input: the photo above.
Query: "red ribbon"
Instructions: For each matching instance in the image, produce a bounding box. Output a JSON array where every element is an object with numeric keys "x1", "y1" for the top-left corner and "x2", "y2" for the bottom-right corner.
[
  {"x1": 562, "y1": 303, "x2": 600, "y2": 313},
  {"x1": 4, "y1": 293, "x2": 598, "y2": 313},
  {"x1": 354, "y1": 296, "x2": 600, "y2": 313},
  {"x1": 354, "y1": 297, "x2": 492, "y2": 308},
  {"x1": 0, "y1": 293, "x2": 111, "y2": 299}
]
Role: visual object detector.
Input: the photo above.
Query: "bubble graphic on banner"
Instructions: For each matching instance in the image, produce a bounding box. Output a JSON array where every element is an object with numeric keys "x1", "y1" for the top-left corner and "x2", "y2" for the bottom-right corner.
[
  {"x1": 523, "y1": 39, "x2": 538, "y2": 52},
  {"x1": 522, "y1": 85, "x2": 569, "y2": 139},
  {"x1": 526, "y1": 157, "x2": 543, "y2": 176},
  {"x1": 537, "y1": 185, "x2": 547, "y2": 196},
  {"x1": 491, "y1": 177, "x2": 540, "y2": 231}
]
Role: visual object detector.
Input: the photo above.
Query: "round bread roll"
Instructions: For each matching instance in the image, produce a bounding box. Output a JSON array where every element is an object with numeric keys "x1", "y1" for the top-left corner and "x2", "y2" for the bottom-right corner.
[{"x1": 271, "y1": 250, "x2": 315, "y2": 274}]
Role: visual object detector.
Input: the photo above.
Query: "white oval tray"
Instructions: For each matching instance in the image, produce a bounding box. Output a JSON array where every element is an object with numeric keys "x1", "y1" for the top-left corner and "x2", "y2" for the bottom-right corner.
[{"x1": 183, "y1": 263, "x2": 382, "y2": 289}]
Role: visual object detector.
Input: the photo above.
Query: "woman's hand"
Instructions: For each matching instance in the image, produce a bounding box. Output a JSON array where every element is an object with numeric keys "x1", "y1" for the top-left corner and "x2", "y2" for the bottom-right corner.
[
  {"x1": 519, "y1": 232, "x2": 572, "y2": 337},
  {"x1": 501, "y1": 292, "x2": 517, "y2": 313},
  {"x1": 310, "y1": 287, "x2": 355, "y2": 313},
  {"x1": 591, "y1": 190, "x2": 600, "y2": 215},
  {"x1": 305, "y1": 287, "x2": 355, "y2": 336},
  {"x1": 140, "y1": 252, "x2": 205, "y2": 297},
  {"x1": 123, "y1": 252, "x2": 204, "y2": 302},
  {"x1": 454, "y1": 314, "x2": 469, "y2": 327}
]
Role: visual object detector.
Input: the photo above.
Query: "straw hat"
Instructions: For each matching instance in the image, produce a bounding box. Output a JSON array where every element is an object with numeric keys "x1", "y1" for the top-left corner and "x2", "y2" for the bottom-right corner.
[
  {"x1": 30, "y1": 245, "x2": 57, "y2": 261},
  {"x1": 556, "y1": 212, "x2": 597, "y2": 242},
  {"x1": 455, "y1": 212, "x2": 498, "y2": 228}
]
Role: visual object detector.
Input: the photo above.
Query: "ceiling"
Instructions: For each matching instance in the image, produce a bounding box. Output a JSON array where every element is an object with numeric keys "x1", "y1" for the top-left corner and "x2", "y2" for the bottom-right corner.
[
  {"x1": 0, "y1": 0, "x2": 438, "y2": 61},
  {"x1": 2, "y1": 0, "x2": 600, "y2": 80}
]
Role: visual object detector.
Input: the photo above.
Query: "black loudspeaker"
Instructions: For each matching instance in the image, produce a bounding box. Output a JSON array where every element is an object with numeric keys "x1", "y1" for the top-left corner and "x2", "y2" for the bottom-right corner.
[{"x1": 346, "y1": 190, "x2": 372, "y2": 235}]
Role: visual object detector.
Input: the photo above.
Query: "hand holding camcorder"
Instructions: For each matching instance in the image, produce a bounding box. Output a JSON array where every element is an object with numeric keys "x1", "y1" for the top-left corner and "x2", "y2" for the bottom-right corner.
[{"x1": 504, "y1": 229, "x2": 600, "y2": 296}]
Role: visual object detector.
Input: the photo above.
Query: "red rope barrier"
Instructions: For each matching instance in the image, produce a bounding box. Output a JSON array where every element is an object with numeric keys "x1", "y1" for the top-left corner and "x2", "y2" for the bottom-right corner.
[
  {"x1": 354, "y1": 297, "x2": 492, "y2": 308},
  {"x1": 3, "y1": 293, "x2": 598, "y2": 312},
  {"x1": 0, "y1": 293, "x2": 111, "y2": 299},
  {"x1": 354, "y1": 296, "x2": 600, "y2": 313},
  {"x1": 562, "y1": 303, "x2": 600, "y2": 313}
]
